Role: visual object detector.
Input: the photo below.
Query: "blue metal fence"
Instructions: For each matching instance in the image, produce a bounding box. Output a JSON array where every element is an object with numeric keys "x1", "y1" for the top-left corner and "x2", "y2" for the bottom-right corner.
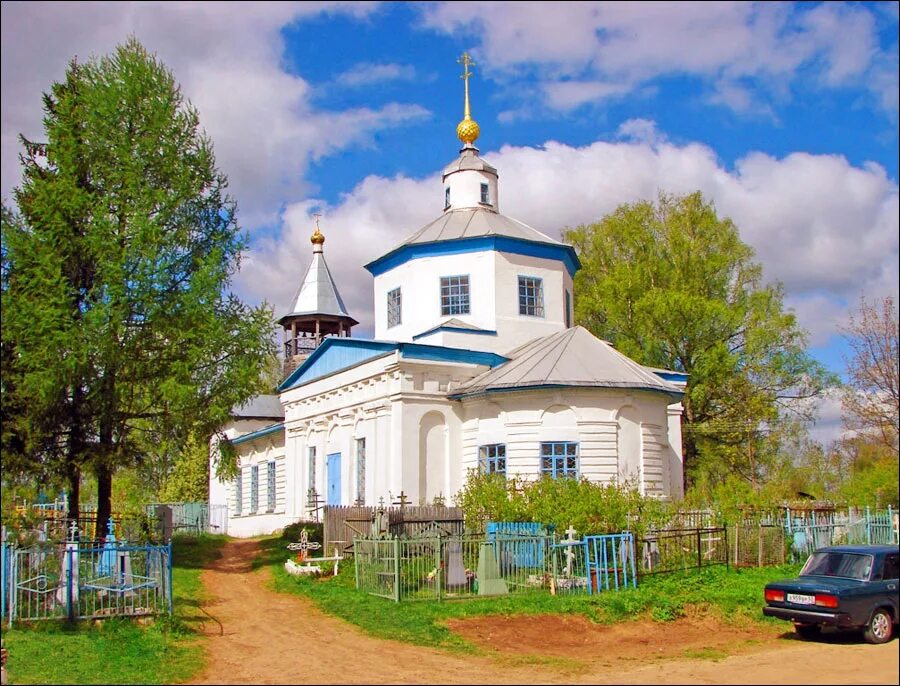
[{"x1": 3, "y1": 541, "x2": 172, "y2": 625}]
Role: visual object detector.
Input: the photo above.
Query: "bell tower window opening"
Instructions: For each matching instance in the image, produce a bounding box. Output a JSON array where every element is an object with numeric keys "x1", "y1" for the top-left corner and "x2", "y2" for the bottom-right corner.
[
  {"x1": 445, "y1": 187, "x2": 451, "y2": 210},
  {"x1": 480, "y1": 183, "x2": 490, "y2": 205}
]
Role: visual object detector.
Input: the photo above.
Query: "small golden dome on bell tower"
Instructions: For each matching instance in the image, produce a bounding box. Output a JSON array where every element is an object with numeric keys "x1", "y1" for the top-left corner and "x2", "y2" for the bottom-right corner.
[
  {"x1": 310, "y1": 214, "x2": 325, "y2": 246},
  {"x1": 456, "y1": 52, "x2": 480, "y2": 146}
]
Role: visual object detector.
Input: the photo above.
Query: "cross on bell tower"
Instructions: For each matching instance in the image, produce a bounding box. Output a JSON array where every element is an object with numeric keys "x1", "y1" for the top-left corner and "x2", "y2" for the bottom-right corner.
[{"x1": 279, "y1": 216, "x2": 358, "y2": 379}]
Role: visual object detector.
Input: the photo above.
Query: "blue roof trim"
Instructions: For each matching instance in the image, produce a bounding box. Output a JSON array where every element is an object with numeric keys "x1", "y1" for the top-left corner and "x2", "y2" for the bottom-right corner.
[
  {"x1": 651, "y1": 370, "x2": 689, "y2": 384},
  {"x1": 279, "y1": 337, "x2": 508, "y2": 391},
  {"x1": 448, "y1": 382, "x2": 684, "y2": 402},
  {"x1": 411, "y1": 324, "x2": 499, "y2": 341},
  {"x1": 278, "y1": 337, "x2": 397, "y2": 391},
  {"x1": 364, "y1": 236, "x2": 581, "y2": 278},
  {"x1": 398, "y1": 342, "x2": 507, "y2": 367},
  {"x1": 232, "y1": 422, "x2": 284, "y2": 445}
]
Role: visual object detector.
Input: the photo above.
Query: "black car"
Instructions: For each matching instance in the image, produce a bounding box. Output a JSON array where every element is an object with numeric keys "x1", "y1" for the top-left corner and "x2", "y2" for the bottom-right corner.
[{"x1": 763, "y1": 544, "x2": 899, "y2": 644}]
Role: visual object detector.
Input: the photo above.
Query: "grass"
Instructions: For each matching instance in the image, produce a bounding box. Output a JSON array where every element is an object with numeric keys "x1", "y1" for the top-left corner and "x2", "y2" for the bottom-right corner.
[
  {"x1": 258, "y1": 534, "x2": 802, "y2": 654},
  {"x1": 0, "y1": 533, "x2": 227, "y2": 685}
]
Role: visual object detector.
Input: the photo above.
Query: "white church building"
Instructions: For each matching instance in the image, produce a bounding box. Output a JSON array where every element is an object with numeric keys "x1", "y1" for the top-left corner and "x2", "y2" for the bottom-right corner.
[{"x1": 209, "y1": 56, "x2": 687, "y2": 537}]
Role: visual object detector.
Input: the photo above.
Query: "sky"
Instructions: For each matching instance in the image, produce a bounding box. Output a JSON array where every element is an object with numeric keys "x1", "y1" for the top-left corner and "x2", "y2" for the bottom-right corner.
[{"x1": 2, "y1": 1, "x2": 898, "y2": 444}]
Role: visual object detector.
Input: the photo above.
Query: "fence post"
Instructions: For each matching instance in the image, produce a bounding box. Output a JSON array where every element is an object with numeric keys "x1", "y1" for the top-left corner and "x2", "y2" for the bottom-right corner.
[
  {"x1": 866, "y1": 505, "x2": 871, "y2": 545},
  {"x1": 393, "y1": 537, "x2": 400, "y2": 603},
  {"x1": 436, "y1": 536, "x2": 442, "y2": 602},
  {"x1": 696, "y1": 529, "x2": 702, "y2": 570},
  {"x1": 758, "y1": 524, "x2": 763, "y2": 568},
  {"x1": 734, "y1": 523, "x2": 739, "y2": 567},
  {"x1": 724, "y1": 525, "x2": 729, "y2": 571},
  {"x1": 66, "y1": 545, "x2": 74, "y2": 621},
  {"x1": 167, "y1": 541, "x2": 173, "y2": 615}
]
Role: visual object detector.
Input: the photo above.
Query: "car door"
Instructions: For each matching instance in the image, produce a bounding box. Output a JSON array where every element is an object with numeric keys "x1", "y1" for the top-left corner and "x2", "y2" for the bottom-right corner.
[{"x1": 880, "y1": 552, "x2": 900, "y2": 615}]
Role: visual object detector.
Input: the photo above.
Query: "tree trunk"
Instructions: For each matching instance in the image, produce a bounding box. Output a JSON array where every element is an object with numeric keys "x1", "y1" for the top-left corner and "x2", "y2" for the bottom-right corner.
[{"x1": 96, "y1": 463, "x2": 113, "y2": 540}]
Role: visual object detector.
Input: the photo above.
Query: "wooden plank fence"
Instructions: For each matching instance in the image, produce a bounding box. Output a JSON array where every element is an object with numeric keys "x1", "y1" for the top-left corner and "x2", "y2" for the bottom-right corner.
[{"x1": 324, "y1": 505, "x2": 465, "y2": 554}]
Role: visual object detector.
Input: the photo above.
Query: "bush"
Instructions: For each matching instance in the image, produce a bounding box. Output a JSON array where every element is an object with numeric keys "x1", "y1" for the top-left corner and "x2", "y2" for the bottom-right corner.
[{"x1": 454, "y1": 470, "x2": 670, "y2": 539}]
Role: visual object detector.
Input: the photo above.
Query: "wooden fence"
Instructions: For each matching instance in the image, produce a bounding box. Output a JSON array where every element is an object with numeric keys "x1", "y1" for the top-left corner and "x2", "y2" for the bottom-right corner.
[{"x1": 323, "y1": 505, "x2": 465, "y2": 554}]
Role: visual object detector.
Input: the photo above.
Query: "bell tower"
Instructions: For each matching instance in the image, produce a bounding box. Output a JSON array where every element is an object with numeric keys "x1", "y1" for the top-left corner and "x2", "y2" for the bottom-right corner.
[{"x1": 279, "y1": 217, "x2": 358, "y2": 378}]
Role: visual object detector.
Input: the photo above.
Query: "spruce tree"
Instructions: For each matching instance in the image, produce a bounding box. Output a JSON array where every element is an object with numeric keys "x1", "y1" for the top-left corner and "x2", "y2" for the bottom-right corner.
[{"x1": 2, "y1": 38, "x2": 275, "y2": 534}]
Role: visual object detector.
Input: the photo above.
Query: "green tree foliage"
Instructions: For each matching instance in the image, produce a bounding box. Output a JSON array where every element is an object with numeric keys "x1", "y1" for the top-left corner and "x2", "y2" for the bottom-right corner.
[
  {"x1": 455, "y1": 471, "x2": 668, "y2": 540},
  {"x1": 160, "y1": 432, "x2": 210, "y2": 502},
  {"x1": 564, "y1": 191, "x2": 834, "y2": 490},
  {"x1": 2, "y1": 38, "x2": 275, "y2": 534}
]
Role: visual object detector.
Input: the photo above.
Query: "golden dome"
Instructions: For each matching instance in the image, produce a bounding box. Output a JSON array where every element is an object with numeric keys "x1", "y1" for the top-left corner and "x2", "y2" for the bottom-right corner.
[
  {"x1": 311, "y1": 227, "x2": 325, "y2": 245},
  {"x1": 456, "y1": 116, "x2": 480, "y2": 145}
]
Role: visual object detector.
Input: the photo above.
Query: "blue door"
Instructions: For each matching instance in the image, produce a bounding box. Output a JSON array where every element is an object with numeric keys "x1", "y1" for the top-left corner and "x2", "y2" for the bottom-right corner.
[{"x1": 326, "y1": 453, "x2": 341, "y2": 506}]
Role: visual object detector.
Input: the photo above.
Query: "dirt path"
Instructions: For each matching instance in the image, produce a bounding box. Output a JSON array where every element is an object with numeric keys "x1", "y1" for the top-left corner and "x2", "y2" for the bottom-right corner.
[{"x1": 188, "y1": 539, "x2": 899, "y2": 685}]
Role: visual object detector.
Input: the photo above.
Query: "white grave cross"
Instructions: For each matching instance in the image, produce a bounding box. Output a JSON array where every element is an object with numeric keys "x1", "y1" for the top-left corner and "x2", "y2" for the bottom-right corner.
[
  {"x1": 564, "y1": 525, "x2": 579, "y2": 577},
  {"x1": 286, "y1": 528, "x2": 322, "y2": 562}
]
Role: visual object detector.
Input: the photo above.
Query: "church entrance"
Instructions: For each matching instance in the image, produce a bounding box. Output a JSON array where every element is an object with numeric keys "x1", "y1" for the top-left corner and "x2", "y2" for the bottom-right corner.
[{"x1": 327, "y1": 452, "x2": 342, "y2": 505}]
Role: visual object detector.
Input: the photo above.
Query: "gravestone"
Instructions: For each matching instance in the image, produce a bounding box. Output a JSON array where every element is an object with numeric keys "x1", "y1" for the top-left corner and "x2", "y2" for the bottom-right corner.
[
  {"x1": 443, "y1": 540, "x2": 467, "y2": 589},
  {"x1": 476, "y1": 542, "x2": 508, "y2": 596}
]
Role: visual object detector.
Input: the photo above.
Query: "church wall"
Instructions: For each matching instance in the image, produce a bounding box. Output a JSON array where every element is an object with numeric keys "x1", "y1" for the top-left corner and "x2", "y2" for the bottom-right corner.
[
  {"x1": 443, "y1": 167, "x2": 499, "y2": 212},
  {"x1": 372, "y1": 250, "x2": 497, "y2": 343},
  {"x1": 494, "y1": 251, "x2": 572, "y2": 350},
  {"x1": 223, "y1": 432, "x2": 292, "y2": 538},
  {"x1": 458, "y1": 389, "x2": 682, "y2": 502}
]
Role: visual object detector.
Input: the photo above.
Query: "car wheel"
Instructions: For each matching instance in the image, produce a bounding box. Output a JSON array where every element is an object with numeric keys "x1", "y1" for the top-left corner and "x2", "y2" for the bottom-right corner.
[
  {"x1": 794, "y1": 623, "x2": 821, "y2": 639},
  {"x1": 863, "y1": 608, "x2": 893, "y2": 645}
]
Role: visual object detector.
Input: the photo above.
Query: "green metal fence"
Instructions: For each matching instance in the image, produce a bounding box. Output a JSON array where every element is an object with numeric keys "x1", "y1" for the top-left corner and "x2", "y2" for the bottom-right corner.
[{"x1": 354, "y1": 534, "x2": 555, "y2": 602}]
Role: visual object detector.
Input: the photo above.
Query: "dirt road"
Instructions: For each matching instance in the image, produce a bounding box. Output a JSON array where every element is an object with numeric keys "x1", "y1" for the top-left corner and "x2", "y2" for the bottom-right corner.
[{"x1": 188, "y1": 539, "x2": 899, "y2": 685}]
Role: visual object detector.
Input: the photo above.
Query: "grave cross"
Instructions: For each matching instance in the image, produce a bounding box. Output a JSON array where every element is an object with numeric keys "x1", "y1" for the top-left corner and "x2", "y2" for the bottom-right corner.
[
  {"x1": 286, "y1": 528, "x2": 322, "y2": 562},
  {"x1": 393, "y1": 491, "x2": 409, "y2": 509},
  {"x1": 68, "y1": 520, "x2": 80, "y2": 542}
]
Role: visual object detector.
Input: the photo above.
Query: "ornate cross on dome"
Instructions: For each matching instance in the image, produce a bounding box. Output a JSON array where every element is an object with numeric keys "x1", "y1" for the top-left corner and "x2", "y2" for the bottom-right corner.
[{"x1": 456, "y1": 52, "x2": 480, "y2": 146}]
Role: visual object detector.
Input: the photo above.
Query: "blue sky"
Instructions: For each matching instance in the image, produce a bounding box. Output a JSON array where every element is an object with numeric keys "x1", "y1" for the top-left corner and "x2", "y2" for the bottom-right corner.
[{"x1": 2, "y1": 1, "x2": 898, "y2": 443}]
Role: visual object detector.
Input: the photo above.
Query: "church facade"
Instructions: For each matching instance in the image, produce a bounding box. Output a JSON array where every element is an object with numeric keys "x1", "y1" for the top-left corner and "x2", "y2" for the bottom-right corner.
[{"x1": 209, "y1": 55, "x2": 686, "y2": 537}]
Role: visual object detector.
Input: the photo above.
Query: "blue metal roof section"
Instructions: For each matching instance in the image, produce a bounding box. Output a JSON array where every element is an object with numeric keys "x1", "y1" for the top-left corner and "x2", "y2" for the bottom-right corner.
[
  {"x1": 364, "y1": 236, "x2": 581, "y2": 279},
  {"x1": 648, "y1": 369, "x2": 689, "y2": 385},
  {"x1": 279, "y1": 336, "x2": 508, "y2": 391},
  {"x1": 231, "y1": 422, "x2": 284, "y2": 445}
]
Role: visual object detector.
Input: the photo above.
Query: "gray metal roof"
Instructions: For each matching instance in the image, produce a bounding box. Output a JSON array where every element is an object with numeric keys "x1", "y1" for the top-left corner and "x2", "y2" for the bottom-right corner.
[
  {"x1": 450, "y1": 326, "x2": 683, "y2": 400},
  {"x1": 395, "y1": 207, "x2": 563, "y2": 249},
  {"x1": 442, "y1": 149, "x2": 498, "y2": 177},
  {"x1": 280, "y1": 250, "x2": 355, "y2": 322},
  {"x1": 232, "y1": 394, "x2": 284, "y2": 419}
]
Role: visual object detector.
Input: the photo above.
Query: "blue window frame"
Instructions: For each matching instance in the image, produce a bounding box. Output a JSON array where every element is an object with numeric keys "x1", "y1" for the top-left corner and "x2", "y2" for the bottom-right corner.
[
  {"x1": 250, "y1": 465, "x2": 259, "y2": 512},
  {"x1": 541, "y1": 442, "x2": 579, "y2": 479},
  {"x1": 267, "y1": 461, "x2": 276, "y2": 512},
  {"x1": 355, "y1": 438, "x2": 366, "y2": 505},
  {"x1": 234, "y1": 471, "x2": 243, "y2": 515},
  {"x1": 387, "y1": 287, "x2": 401, "y2": 328},
  {"x1": 440, "y1": 275, "x2": 470, "y2": 316},
  {"x1": 479, "y1": 444, "x2": 506, "y2": 476},
  {"x1": 518, "y1": 276, "x2": 544, "y2": 317}
]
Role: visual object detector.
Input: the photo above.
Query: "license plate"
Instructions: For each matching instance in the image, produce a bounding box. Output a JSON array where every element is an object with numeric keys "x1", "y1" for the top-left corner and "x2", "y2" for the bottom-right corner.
[{"x1": 787, "y1": 593, "x2": 815, "y2": 605}]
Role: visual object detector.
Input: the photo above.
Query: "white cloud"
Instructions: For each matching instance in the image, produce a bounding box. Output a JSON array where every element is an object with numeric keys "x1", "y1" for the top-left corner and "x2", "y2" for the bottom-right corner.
[
  {"x1": 237, "y1": 131, "x2": 898, "y2": 352},
  {"x1": 419, "y1": 1, "x2": 896, "y2": 116},
  {"x1": 335, "y1": 62, "x2": 417, "y2": 87},
  {"x1": 0, "y1": 1, "x2": 430, "y2": 227}
]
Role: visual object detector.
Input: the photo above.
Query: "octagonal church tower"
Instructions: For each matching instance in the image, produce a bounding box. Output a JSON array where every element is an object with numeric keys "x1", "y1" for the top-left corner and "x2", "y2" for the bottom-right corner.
[{"x1": 365, "y1": 53, "x2": 579, "y2": 355}]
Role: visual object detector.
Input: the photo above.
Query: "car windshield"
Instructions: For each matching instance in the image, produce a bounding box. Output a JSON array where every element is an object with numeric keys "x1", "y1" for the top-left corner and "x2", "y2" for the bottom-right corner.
[{"x1": 800, "y1": 552, "x2": 873, "y2": 580}]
